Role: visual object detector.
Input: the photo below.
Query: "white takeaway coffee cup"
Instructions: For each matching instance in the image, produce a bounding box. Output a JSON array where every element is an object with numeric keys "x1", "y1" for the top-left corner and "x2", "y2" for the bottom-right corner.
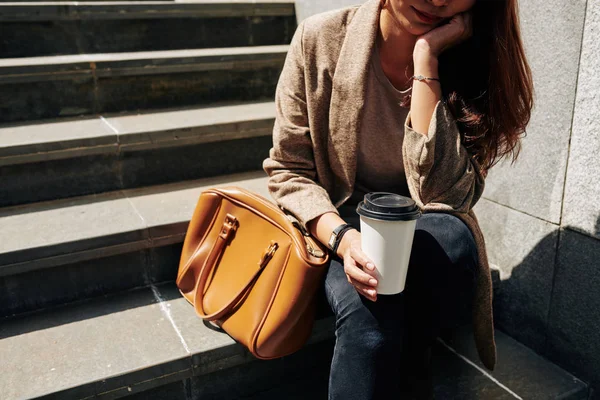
[{"x1": 356, "y1": 193, "x2": 421, "y2": 295}]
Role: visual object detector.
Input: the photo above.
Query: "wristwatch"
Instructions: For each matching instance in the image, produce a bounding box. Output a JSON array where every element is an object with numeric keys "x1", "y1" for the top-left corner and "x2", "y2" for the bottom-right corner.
[{"x1": 328, "y1": 223, "x2": 355, "y2": 254}]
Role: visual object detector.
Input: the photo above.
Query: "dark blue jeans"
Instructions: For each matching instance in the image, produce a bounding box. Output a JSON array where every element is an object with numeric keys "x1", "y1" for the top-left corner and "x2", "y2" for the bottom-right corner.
[{"x1": 324, "y1": 213, "x2": 478, "y2": 400}]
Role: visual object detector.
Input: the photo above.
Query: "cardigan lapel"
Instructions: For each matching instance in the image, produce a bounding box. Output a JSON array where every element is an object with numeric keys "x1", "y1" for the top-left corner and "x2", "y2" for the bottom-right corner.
[{"x1": 327, "y1": 0, "x2": 381, "y2": 206}]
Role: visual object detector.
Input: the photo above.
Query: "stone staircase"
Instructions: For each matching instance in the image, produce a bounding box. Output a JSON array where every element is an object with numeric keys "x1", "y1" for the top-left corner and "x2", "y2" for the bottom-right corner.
[
  {"x1": 0, "y1": 1, "x2": 295, "y2": 58},
  {"x1": 0, "y1": 1, "x2": 591, "y2": 399}
]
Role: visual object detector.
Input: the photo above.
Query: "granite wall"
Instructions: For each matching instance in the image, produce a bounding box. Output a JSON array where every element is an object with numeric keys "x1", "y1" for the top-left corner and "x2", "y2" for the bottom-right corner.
[
  {"x1": 296, "y1": 0, "x2": 600, "y2": 395},
  {"x1": 474, "y1": 0, "x2": 600, "y2": 395}
]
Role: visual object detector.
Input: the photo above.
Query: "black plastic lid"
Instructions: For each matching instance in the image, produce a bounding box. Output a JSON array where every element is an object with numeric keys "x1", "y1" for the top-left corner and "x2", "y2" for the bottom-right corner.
[{"x1": 356, "y1": 192, "x2": 421, "y2": 221}]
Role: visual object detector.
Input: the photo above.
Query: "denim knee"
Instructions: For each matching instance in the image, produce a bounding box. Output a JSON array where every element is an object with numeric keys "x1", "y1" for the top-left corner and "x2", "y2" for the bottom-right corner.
[
  {"x1": 413, "y1": 213, "x2": 478, "y2": 272},
  {"x1": 325, "y1": 260, "x2": 376, "y2": 331},
  {"x1": 331, "y1": 291, "x2": 385, "y2": 347},
  {"x1": 325, "y1": 258, "x2": 403, "y2": 349}
]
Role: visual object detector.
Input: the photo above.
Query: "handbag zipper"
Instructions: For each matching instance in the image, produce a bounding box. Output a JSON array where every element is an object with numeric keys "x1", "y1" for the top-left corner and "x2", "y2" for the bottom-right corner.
[
  {"x1": 306, "y1": 242, "x2": 325, "y2": 258},
  {"x1": 285, "y1": 215, "x2": 326, "y2": 259}
]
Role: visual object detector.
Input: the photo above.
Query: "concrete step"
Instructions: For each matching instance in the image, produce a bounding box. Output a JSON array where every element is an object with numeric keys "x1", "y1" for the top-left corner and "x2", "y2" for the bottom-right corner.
[
  {"x1": 0, "y1": 1, "x2": 296, "y2": 58},
  {"x1": 0, "y1": 46, "x2": 287, "y2": 123},
  {"x1": 434, "y1": 327, "x2": 588, "y2": 399},
  {"x1": 0, "y1": 282, "x2": 336, "y2": 399},
  {"x1": 0, "y1": 282, "x2": 587, "y2": 399},
  {"x1": 0, "y1": 101, "x2": 275, "y2": 206},
  {"x1": 0, "y1": 171, "x2": 270, "y2": 318}
]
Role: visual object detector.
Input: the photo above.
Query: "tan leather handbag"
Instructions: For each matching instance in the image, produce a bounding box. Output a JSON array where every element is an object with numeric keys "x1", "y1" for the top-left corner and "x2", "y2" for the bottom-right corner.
[{"x1": 176, "y1": 187, "x2": 330, "y2": 359}]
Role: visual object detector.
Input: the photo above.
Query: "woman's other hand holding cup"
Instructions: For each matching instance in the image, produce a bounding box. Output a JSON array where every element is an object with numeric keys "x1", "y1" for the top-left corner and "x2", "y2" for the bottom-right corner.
[{"x1": 337, "y1": 229, "x2": 379, "y2": 302}]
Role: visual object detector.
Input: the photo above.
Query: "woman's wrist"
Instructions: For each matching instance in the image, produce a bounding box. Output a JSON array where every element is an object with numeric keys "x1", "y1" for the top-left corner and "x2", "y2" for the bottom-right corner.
[
  {"x1": 413, "y1": 38, "x2": 440, "y2": 61},
  {"x1": 336, "y1": 229, "x2": 360, "y2": 258},
  {"x1": 413, "y1": 60, "x2": 439, "y2": 79},
  {"x1": 410, "y1": 44, "x2": 442, "y2": 136},
  {"x1": 413, "y1": 45, "x2": 439, "y2": 78}
]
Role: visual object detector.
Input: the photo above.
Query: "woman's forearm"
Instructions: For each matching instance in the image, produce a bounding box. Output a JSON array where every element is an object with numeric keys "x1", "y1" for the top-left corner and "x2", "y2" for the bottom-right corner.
[
  {"x1": 410, "y1": 49, "x2": 442, "y2": 137},
  {"x1": 307, "y1": 212, "x2": 358, "y2": 258}
]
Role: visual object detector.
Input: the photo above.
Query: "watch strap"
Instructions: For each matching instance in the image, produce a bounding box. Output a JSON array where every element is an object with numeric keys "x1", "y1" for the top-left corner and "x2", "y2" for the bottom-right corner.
[{"x1": 329, "y1": 224, "x2": 355, "y2": 255}]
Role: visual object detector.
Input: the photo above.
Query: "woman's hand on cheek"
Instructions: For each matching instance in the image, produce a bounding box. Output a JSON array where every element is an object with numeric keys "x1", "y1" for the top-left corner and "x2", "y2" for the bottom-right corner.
[{"x1": 414, "y1": 12, "x2": 473, "y2": 62}]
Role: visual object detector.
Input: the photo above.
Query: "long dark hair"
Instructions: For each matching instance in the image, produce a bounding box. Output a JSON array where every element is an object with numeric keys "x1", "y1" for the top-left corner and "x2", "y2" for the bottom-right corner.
[
  {"x1": 392, "y1": 0, "x2": 534, "y2": 172},
  {"x1": 440, "y1": 0, "x2": 533, "y2": 172}
]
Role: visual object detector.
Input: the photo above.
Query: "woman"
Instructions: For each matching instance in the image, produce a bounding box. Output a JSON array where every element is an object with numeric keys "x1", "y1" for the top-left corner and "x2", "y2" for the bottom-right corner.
[{"x1": 263, "y1": 0, "x2": 533, "y2": 398}]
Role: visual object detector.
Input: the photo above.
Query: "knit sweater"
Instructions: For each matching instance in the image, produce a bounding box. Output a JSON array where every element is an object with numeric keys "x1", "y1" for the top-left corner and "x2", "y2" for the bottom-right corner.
[
  {"x1": 263, "y1": 0, "x2": 496, "y2": 370},
  {"x1": 349, "y1": 41, "x2": 412, "y2": 206}
]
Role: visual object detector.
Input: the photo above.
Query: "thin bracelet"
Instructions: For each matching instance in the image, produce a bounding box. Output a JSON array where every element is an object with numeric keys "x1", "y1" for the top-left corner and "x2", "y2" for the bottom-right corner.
[{"x1": 412, "y1": 74, "x2": 441, "y2": 82}]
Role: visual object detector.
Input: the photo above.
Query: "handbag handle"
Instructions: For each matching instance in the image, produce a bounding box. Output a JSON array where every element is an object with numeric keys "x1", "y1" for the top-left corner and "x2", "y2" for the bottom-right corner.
[{"x1": 193, "y1": 213, "x2": 279, "y2": 321}]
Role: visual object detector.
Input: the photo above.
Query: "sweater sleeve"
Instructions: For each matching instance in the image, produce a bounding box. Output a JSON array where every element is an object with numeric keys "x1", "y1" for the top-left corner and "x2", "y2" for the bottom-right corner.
[
  {"x1": 262, "y1": 21, "x2": 339, "y2": 228},
  {"x1": 402, "y1": 101, "x2": 485, "y2": 213}
]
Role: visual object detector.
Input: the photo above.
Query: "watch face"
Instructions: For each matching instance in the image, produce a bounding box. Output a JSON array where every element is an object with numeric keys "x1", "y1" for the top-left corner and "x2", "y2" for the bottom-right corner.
[{"x1": 328, "y1": 234, "x2": 336, "y2": 249}]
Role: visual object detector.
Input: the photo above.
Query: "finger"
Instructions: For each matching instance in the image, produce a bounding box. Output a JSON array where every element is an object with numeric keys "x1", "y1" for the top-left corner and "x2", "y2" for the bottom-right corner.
[
  {"x1": 462, "y1": 12, "x2": 473, "y2": 39},
  {"x1": 345, "y1": 260, "x2": 378, "y2": 287},
  {"x1": 350, "y1": 277, "x2": 378, "y2": 298},
  {"x1": 348, "y1": 249, "x2": 378, "y2": 283},
  {"x1": 344, "y1": 256, "x2": 378, "y2": 287},
  {"x1": 449, "y1": 12, "x2": 463, "y2": 27},
  {"x1": 359, "y1": 288, "x2": 377, "y2": 302},
  {"x1": 463, "y1": 12, "x2": 472, "y2": 28},
  {"x1": 344, "y1": 255, "x2": 377, "y2": 286},
  {"x1": 452, "y1": 13, "x2": 467, "y2": 36},
  {"x1": 349, "y1": 277, "x2": 377, "y2": 302},
  {"x1": 349, "y1": 247, "x2": 376, "y2": 273}
]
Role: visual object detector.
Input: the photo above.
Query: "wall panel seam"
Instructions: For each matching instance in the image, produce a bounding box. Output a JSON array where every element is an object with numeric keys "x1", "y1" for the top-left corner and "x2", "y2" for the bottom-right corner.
[
  {"x1": 480, "y1": 197, "x2": 559, "y2": 226},
  {"x1": 545, "y1": 0, "x2": 590, "y2": 355}
]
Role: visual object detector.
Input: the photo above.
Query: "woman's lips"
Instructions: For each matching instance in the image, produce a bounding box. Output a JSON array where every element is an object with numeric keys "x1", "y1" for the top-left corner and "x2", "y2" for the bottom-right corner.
[{"x1": 411, "y1": 6, "x2": 443, "y2": 24}]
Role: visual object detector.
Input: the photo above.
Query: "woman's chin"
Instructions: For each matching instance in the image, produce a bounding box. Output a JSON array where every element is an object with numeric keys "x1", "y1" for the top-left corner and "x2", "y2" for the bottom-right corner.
[
  {"x1": 395, "y1": 16, "x2": 435, "y2": 36},
  {"x1": 404, "y1": 23, "x2": 436, "y2": 37}
]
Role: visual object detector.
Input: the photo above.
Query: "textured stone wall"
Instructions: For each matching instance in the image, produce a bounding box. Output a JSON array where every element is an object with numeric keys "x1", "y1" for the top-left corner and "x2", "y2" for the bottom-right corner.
[
  {"x1": 474, "y1": 0, "x2": 600, "y2": 395},
  {"x1": 296, "y1": 0, "x2": 600, "y2": 394}
]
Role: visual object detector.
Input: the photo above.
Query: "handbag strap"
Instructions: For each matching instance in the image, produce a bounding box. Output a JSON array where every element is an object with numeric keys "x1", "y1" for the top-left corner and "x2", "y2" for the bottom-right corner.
[{"x1": 193, "y1": 213, "x2": 279, "y2": 322}]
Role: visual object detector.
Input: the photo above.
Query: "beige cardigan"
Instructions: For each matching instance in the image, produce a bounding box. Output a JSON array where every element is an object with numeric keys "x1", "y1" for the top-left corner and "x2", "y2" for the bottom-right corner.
[{"x1": 263, "y1": 0, "x2": 496, "y2": 370}]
